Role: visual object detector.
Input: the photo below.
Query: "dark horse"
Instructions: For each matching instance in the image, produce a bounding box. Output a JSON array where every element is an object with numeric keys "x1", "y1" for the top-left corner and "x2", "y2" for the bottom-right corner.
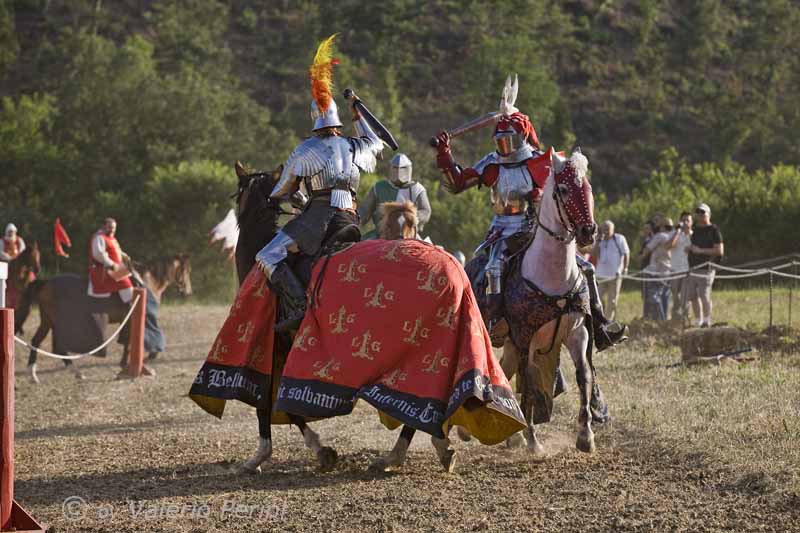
[
  {"x1": 4, "y1": 241, "x2": 41, "y2": 313},
  {"x1": 232, "y1": 162, "x2": 457, "y2": 473},
  {"x1": 15, "y1": 256, "x2": 192, "y2": 384}
]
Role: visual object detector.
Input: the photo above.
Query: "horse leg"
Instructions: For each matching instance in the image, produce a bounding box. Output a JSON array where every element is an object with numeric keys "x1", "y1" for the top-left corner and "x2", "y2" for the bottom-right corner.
[
  {"x1": 566, "y1": 318, "x2": 595, "y2": 453},
  {"x1": 120, "y1": 344, "x2": 129, "y2": 368},
  {"x1": 370, "y1": 425, "x2": 416, "y2": 473},
  {"x1": 26, "y1": 319, "x2": 51, "y2": 385},
  {"x1": 431, "y1": 432, "x2": 458, "y2": 473},
  {"x1": 290, "y1": 415, "x2": 337, "y2": 471},
  {"x1": 498, "y1": 340, "x2": 525, "y2": 449},
  {"x1": 240, "y1": 408, "x2": 274, "y2": 473},
  {"x1": 523, "y1": 320, "x2": 566, "y2": 456}
]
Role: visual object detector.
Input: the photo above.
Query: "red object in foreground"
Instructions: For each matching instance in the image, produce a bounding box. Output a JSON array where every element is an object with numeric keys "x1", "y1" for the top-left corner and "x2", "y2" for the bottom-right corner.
[
  {"x1": 53, "y1": 217, "x2": 72, "y2": 258},
  {"x1": 0, "y1": 308, "x2": 44, "y2": 532}
]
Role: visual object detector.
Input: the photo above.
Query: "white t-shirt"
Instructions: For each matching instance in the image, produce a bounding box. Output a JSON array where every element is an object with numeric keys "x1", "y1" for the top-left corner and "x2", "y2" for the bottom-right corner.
[
  {"x1": 671, "y1": 231, "x2": 692, "y2": 272},
  {"x1": 596, "y1": 233, "x2": 630, "y2": 279}
]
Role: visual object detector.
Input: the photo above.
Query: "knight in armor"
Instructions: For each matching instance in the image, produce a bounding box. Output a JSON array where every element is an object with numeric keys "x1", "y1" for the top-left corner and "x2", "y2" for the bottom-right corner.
[
  {"x1": 256, "y1": 35, "x2": 383, "y2": 332},
  {"x1": 0, "y1": 223, "x2": 26, "y2": 262},
  {"x1": 358, "y1": 154, "x2": 431, "y2": 239},
  {"x1": 434, "y1": 76, "x2": 627, "y2": 351}
]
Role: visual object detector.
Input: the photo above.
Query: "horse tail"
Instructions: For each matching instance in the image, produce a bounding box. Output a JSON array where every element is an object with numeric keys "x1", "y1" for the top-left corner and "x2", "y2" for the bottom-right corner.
[{"x1": 15, "y1": 279, "x2": 45, "y2": 334}]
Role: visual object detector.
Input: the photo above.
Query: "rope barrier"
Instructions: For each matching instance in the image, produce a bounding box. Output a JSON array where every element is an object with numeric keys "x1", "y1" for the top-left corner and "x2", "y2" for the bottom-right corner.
[
  {"x1": 13, "y1": 294, "x2": 141, "y2": 360},
  {"x1": 598, "y1": 259, "x2": 800, "y2": 284}
]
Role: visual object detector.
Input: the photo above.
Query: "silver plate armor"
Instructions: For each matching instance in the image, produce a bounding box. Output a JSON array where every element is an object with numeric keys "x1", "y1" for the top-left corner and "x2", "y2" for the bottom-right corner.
[
  {"x1": 271, "y1": 115, "x2": 383, "y2": 209},
  {"x1": 473, "y1": 151, "x2": 539, "y2": 215}
]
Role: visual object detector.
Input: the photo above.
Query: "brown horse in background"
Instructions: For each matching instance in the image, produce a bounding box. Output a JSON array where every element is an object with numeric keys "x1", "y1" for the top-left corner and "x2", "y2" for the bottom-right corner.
[
  {"x1": 15, "y1": 255, "x2": 192, "y2": 383},
  {"x1": 4, "y1": 241, "x2": 41, "y2": 314}
]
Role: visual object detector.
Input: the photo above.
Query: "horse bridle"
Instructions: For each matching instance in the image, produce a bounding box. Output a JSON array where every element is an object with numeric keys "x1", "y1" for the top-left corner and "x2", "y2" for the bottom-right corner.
[
  {"x1": 533, "y1": 183, "x2": 578, "y2": 244},
  {"x1": 236, "y1": 173, "x2": 295, "y2": 219}
]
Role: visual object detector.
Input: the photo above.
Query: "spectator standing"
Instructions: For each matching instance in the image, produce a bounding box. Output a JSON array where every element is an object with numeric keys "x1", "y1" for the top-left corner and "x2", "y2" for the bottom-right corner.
[
  {"x1": 685, "y1": 203, "x2": 723, "y2": 327},
  {"x1": 593, "y1": 220, "x2": 629, "y2": 321},
  {"x1": 668, "y1": 211, "x2": 693, "y2": 321},
  {"x1": 642, "y1": 218, "x2": 673, "y2": 320},
  {"x1": 638, "y1": 221, "x2": 655, "y2": 318}
]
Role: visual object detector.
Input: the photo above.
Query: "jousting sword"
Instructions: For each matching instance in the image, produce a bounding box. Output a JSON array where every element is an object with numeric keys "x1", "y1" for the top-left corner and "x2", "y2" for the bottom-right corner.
[
  {"x1": 429, "y1": 111, "x2": 502, "y2": 148},
  {"x1": 343, "y1": 88, "x2": 399, "y2": 151}
]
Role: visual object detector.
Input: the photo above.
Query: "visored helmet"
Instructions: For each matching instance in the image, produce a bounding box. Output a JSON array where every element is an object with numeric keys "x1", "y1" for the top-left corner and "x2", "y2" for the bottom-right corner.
[{"x1": 389, "y1": 153, "x2": 412, "y2": 186}]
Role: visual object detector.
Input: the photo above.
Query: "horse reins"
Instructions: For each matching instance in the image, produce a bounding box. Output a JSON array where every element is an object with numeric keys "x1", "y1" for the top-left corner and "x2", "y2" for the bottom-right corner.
[{"x1": 532, "y1": 184, "x2": 577, "y2": 244}]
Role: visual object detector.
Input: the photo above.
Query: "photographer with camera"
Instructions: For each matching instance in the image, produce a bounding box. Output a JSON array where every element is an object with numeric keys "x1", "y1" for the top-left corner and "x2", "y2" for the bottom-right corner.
[
  {"x1": 641, "y1": 217, "x2": 674, "y2": 320},
  {"x1": 593, "y1": 220, "x2": 629, "y2": 321}
]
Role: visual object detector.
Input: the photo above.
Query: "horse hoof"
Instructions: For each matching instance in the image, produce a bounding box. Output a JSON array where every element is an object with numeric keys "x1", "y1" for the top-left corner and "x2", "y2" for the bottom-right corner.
[
  {"x1": 317, "y1": 446, "x2": 338, "y2": 472},
  {"x1": 506, "y1": 432, "x2": 525, "y2": 449},
  {"x1": 576, "y1": 432, "x2": 596, "y2": 454},
  {"x1": 28, "y1": 365, "x2": 40, "y2": 385},
  {"x1": 527, "y1": 440, "x2": 546, "y2": 456},
  {"x1": 439, "y1": 449, "x2": 457, "y2": 473},
  {"x1": 238, "y1": 461, "x2": 263, "y2": 474},
  {"x1": 142, "y1": 365, "x2": 156, "y2": 377},
  {"x1": 119, "y1": 358, "x2": 128, "y2": 369},
  {"x1": 456, "y1": 426, "x2": 473, "y2": 442},
  {"x1": 368, "y1": 459, "x2": 390, "y2": 474}
]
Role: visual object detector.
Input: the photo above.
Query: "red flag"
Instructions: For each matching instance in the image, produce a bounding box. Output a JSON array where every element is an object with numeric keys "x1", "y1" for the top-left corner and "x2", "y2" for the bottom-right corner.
[{"x1": 54, "y1": 217, "x2": 72, "y2": 258}]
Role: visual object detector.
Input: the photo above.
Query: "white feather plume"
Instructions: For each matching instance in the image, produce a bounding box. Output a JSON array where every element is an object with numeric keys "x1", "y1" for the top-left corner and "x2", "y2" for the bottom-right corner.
[{"x1": 499, "y1": 74, "x2": 519, "y2": 116}]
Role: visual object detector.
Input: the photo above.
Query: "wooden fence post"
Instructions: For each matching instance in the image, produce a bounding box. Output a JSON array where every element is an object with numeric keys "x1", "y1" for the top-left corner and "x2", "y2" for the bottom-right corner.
[
  {"x1": 126, "y1": 287, "x2": 147, "y2": 378},
  {"x1": 1, "y1": 304, "x2": 44, "y2": 531}
]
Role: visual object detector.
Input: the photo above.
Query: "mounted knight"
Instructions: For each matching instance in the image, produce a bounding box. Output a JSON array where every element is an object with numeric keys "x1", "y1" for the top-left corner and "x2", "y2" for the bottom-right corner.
[
  {"x1": 255, "y1": 34, "x2": 385, "y2": 332},
  {"x1": 433, "y1": 75, "x2": 628, "y2": 351}
]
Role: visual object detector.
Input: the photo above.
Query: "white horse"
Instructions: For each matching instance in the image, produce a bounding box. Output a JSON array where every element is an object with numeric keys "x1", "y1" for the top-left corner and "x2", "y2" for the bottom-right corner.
[{"x1": 490, "y1": 150, "x2": 599, "y2": 454}]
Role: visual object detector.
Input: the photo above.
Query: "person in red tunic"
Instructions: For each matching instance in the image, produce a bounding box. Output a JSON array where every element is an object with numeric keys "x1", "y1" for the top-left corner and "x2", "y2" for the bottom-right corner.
[
  {"x1": 0, "y1": 223, "x2": 26, "y2": 261},
  {"x1": 88, "y1": 217, "x2": 133, "y2": 303}
]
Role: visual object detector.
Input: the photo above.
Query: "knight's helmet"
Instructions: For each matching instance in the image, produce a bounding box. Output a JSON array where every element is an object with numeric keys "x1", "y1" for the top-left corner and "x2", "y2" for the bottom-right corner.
[
  {"x1": 309, "y1": 34, "x2": 343, "y2": 132},
  {"x1": 494, "y1": 74, "x2": 540, "y2": 156},
  {"x1": 389, "y1": 153, "x2": 413, "y2": 186},
  {"x1": 311, "y1": 98, "x2": 343, "y2": 131},
  {"x1": 5, "y1": 223, "x2": 17, "y2": 237}
]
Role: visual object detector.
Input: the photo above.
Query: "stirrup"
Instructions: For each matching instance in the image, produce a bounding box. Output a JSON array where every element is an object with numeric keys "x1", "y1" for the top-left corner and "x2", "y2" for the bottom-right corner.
[{"x1": 594, "y1": 321, "x2": 629, "y2": 352}]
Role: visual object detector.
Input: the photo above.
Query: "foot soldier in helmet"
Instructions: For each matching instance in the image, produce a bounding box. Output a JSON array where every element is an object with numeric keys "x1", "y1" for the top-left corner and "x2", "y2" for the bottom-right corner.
[
  {"x1": 434, "y1": 75, "x2": 627, "y2": 351},
  {"x1": 358, "y1": 153, "x2": 431, "y2": 239},
  {"x1": 255, "y1": 35, "x2": 383, "y2": 332}
]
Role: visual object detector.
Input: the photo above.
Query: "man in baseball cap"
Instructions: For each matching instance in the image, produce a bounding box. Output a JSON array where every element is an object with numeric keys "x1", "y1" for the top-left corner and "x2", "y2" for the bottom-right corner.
[{"x1": 686, "y1": 202, "x2": 723, "y2": 327}]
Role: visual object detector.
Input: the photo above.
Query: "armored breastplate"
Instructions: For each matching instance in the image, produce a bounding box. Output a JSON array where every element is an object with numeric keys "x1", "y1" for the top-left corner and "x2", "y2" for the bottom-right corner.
[
  {"x1": 302, "y1": 136, "x2": 360, "y2": 195},
  {"x1": 271, "y1": 116, "x2": 382, "y2": 210},
  {"x1": 490, "y1": 164, "x2": 533, "y2": 215}
]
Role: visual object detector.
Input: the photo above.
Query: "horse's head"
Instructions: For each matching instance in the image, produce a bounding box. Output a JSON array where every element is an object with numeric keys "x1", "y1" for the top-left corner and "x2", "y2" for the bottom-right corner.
[
  {"x1": 551, "y1": 151, "x2": 596, "y2": 247},
  {"x1": 234, "y1": 161, "x2": 283, "y2": 225},
  {"x1": 379, "y1": 201, "x2": 418, "y2": 240},
  {"x1": 26, "y1": 241, "x2": 41, "y2": 275},
  {"x1": 171, "y1": 253, "x2": 192, "y2": 297}
]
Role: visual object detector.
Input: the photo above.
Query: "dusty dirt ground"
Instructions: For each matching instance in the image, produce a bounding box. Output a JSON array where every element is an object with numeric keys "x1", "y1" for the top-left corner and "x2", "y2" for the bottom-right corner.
[{"x1": 11, "y1": 303, "x2": 800, "y2": 532}]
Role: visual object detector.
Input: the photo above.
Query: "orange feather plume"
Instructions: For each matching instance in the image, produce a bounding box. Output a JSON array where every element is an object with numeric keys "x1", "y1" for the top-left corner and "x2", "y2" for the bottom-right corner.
[{"x1": 309, "y1": 34, "x2": 339, "y2": 113}]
